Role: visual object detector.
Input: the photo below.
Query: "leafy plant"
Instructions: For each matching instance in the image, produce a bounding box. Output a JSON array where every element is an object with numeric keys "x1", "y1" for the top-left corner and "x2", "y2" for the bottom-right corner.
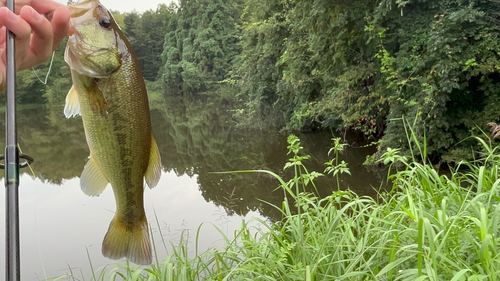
[
  {"x1": 49, "y1": 134, "x2": 500, "y2": 280},
  {"x1": 324, "y1": 137, "x2": 350, "y2": 189}
]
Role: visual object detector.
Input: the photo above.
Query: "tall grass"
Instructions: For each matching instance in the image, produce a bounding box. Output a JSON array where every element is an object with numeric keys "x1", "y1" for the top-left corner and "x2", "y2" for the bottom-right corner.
[{"x1": 49, "y1": 134, "x2": 500, "y2": 280}]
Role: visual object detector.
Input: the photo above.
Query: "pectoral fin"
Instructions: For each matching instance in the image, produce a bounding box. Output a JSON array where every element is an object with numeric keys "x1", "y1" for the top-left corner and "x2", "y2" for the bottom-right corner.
[
  {"x1": 88, "y1": 81, "x2": 108, "y2": 116},
  {"x1": 144, "y1": 135, "x2": 161, "y2": 189},
  {"x1": 80, "y1": 156, "x2": 109, "y2": 196},
  {"x1": 64, "y1": 85, "x2": 81, "y2": 118}
]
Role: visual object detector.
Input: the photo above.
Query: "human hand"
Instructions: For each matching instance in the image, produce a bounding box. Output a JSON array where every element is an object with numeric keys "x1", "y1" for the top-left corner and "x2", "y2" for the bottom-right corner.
[{"x1": 0, "y1": 0, "x2": 70, "y2": 92}]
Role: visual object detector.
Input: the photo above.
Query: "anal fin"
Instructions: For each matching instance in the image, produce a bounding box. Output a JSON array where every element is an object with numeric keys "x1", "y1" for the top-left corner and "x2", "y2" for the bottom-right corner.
[{"x1": 80, "y1": 156, "x2": 109, "y2": 196}]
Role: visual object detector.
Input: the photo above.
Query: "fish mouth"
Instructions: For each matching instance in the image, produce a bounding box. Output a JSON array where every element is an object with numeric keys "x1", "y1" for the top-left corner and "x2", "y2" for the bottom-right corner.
[
  {"x1": 65, "y1": 40, "x2": 118, "y2": 78},
  {"x1": 64, "y1": 0, "x2": 120, "y2": 77},
  {"x1": 68, "y1": 0, "x2": 98, "y2": 16},
  {"x1": 66, "y1": 0, "x2": 106, "y2": 53},
  {"x1": 67, "y1": 0, "x2": 99, "y2": 36}
]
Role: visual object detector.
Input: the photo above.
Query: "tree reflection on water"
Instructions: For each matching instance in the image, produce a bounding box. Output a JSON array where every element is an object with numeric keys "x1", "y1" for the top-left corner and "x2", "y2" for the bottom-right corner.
[{"x1": 0, "y1": 95, "x2": 386, "y2": 221}]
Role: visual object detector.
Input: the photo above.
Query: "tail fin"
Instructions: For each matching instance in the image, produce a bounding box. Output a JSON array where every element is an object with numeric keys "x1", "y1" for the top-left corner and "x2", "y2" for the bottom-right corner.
[{"x1": 101, "y1": 216, "x2": 152, "y2": 265}]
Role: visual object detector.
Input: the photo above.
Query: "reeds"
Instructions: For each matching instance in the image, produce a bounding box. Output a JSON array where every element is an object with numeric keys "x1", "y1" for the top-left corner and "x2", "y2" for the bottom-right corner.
[{"x1": 49, "y1": 134, "x2": 500, "y2": 280}]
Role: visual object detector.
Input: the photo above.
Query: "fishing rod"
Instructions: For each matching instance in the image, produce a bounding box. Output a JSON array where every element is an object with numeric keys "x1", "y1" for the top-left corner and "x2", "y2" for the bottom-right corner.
[
  {"x1": 4, "y1": 0, "x2": 20, "y2": 279},
  {"x1": 4, "y1": 0, "x2": 34, "y2": 280}
]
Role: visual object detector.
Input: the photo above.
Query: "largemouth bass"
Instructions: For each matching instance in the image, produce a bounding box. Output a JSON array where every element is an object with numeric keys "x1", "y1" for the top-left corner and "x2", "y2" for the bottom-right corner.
[{"x1": 64, "y1": 0, "x2": 161, "y2": 265}]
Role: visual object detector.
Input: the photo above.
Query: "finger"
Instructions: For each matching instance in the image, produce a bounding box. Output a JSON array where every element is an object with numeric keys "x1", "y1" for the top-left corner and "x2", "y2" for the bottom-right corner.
[
  {"x1": 0, "y1": 25, "x2": 5, "y2": 92},
  {"x1": 0, "y1": 7, "x2": 31, "y2": 69},
  {"x1": 0, "y1": 0, "x2": 32, "y2": 13},
  {"x1": 0, "y1": 8, "x2": 31, "y2": 39},
  {"x1": 0, "y1": 26, "x2": 4, "y2": 92},
  {"x1": 0, "y1": 26, "x2": 6, "y2": 46},
  {"x1": 0, "y1": 0, "x2": 64, "y2": 15},
  {"x1": 30, "y1": 0, "x2": 66, "y2": 15},
  {"x1": 18, "y1": 6, "x2": 53, "y2": 69},
  {"x1": 0, "y1": 60, "x2": 4, "y2": 92},
  {"x1": 50, "y1": 6, "x2": 70, "y2": 50}
]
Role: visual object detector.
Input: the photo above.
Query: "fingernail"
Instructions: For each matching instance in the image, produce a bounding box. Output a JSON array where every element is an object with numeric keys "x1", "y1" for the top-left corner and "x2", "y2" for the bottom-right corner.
[
  {"x1": 30, "y1": 7, "x2": 44, "y2": 23},
  {"x1": 5, "y1": 9, "x2": 19, "y2": 22}
]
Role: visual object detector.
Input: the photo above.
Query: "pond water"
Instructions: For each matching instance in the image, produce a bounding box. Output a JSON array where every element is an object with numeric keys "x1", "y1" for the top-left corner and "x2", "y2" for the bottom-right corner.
[{"x1": 0, "y1": 96, "x2": 386, "y2": 280}]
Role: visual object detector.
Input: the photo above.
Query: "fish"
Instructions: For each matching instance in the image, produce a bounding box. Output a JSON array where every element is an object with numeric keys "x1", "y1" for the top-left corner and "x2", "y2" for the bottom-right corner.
[{"x1": 63, "y1": 0, "x2": 161, "y2": 265}]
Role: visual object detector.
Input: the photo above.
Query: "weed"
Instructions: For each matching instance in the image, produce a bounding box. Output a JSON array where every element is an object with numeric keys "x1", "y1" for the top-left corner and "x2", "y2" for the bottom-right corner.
[{"x1": 48, "y1": 134, "x2": 500, "y2": 280}]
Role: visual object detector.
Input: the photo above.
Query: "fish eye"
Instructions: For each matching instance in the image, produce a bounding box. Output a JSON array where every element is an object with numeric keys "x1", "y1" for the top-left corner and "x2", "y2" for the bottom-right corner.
[{"x1": 99, "y1": 18, "x2": 111, "y2": 29}]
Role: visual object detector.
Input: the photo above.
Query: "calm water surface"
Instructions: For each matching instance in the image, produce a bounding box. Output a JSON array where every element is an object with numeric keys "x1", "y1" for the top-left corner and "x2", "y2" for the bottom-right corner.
[{"x1": 0, "y1": 96, "x2": 385, "y2": 280}]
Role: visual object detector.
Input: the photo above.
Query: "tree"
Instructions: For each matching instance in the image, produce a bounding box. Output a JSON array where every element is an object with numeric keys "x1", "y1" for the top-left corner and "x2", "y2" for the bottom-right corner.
[
  {"x1": 162, "y1": 0, "x2": 241, "y2": 95},
  {"x1": 232, "y1": 0, "x2": 500, "y2": 160},
  {"x1": 123, "y1": 4, "x2": 179, "y2": 81},
  {"x1": 370, "y1": 0, "x2": 500, "y2": 160},
  {"x1": 230, "y1": 0, "x2": 289, "y2": 128}
]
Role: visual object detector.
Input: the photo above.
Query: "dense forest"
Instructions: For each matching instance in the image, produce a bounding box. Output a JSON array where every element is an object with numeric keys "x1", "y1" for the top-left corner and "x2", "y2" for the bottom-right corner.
[{"x1": 7, "y1": 0, "x2": 500, "y2": 162}]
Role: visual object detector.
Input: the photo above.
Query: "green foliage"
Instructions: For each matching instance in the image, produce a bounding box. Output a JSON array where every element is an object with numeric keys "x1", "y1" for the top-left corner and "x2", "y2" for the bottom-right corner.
[
  {"x1": 229, "y1": 0, "x2": 500, "y2": 159},
  {"x1": 122, "y1": 4, "x2": 179, "y2": 81},
  {"x1": 41, "y1": 39, "x2": 73, "y2": 107},
  {"x1": 0, "y1": 106, "x2": 88, "y2": 184},
  {"x1": 109, "y1": 9, "x2": 126, "y2": 29},
  {"x1": 161, "y1": 0, "x2": 242, "y2": 95},
  {"x1": 230, "y1": 0, "x2": 289, "y2": 128},
  {"x1": 233, "y1": 0, "x2": 385, "y2": 132},
  {"x1": 324, "y1": 137, "x2": 351, "y2": 189},
  {"x1": 149, "y1": 94, "x2": 297, "y2": 219},
  {"x1": 7, "y1": 0, "x2": 498, "y2": 161},
  {"x1": 4, "y1": 38, "x2": 72, "y2": 108},
  {"x1": 6, "y1": 0, "x2": 500, "y2": 161},
  {"x1": 370, "y1": 0, "x2": 500, "y2": 159},
  {"x1": 53, "y1": 135, "x2": 500, "y2": 280}
]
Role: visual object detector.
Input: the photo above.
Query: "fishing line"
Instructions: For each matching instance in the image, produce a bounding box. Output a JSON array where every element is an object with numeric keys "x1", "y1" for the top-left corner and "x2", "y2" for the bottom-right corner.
[
  {"x1": 32, "y1": 51, "x2": 56, "y2": 85},
  {"x1": 17, "y1": 143, "x2": 35, "y2": 177},
  {"x1": 33, "y1": 211, "x2": 48, "y2": 281}
]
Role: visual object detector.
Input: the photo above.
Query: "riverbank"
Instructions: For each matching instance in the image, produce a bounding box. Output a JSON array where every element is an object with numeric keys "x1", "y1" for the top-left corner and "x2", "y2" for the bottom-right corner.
[{"x1": 51, "y1": 135, "x2": 500, "y2": 280}]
